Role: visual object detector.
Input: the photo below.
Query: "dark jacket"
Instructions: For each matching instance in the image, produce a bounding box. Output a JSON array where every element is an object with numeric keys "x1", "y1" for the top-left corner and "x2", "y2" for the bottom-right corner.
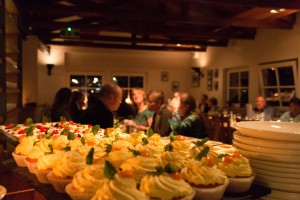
[{"x1": 151, "y1": 105, "x2": 172, "y2": 136}]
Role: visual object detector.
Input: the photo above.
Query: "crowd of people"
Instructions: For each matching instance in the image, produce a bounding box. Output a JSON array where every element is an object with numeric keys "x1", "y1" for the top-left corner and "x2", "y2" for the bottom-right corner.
[{"x1": 50, "y1": 83, "x2": 300, "y2": 139}]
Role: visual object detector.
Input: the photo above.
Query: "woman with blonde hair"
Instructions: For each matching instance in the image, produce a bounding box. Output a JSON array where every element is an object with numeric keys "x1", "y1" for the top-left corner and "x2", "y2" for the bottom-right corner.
[{"x1": 124, "y1": 88, "x2": 153, "y2": 131}]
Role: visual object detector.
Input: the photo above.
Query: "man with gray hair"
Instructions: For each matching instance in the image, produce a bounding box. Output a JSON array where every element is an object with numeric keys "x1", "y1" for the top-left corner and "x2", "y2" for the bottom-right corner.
[{"x1": 81, "y1": 83, "x2": 122, "y2": 128}]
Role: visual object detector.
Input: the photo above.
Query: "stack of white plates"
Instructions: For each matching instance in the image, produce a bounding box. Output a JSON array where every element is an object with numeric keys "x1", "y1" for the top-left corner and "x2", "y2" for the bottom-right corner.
[{"x1": 233, "y1": 121, "x2": 300, "y2": 199}]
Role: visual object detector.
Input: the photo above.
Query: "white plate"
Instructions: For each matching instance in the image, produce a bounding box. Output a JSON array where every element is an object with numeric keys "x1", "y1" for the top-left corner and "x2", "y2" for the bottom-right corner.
[
  {"x1": 252, "y1": 167, "x2": 300, "y2": 179},
  {"x1": 255, "y1": 179, "x2": 300, "y2": 193},
  {"x1": 262, "y1": 190, "x2": 300, "y2": 200},
  {"x1": 234, "y1": 146, "x2": 300, "y2": 164},
  {"x1": 233, "y1": 131, "x2": 300, "y2": 150},
  {"x1": 250, "y1": 161, "x2": 300, "y2": 174},
  {"x1": 232, "y1": 140, "x2": 300, "y2": 156},
  {"x1": 0, "y1": 185, "x2": 6, "y2": 200},
  {"x1": 233, "y1": 121, "x2": 300, "y2": 142},
  {"x1": 249, "y1": 158, "x2": 300, "y2": 169}
]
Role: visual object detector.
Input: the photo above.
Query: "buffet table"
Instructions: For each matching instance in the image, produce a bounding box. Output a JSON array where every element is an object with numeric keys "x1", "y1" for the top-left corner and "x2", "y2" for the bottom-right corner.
[{"x1": 0, "y1": 129, "x2": 271, "y2": 200}]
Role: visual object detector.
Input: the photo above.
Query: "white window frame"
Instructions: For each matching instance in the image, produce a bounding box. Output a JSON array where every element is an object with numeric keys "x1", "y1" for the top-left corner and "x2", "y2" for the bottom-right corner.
[
  {"x1": 259, "y1": 59, "x2": 298, "y2": 107},
  {"x1": 226, "y1": 68, "x2": 249, "y2": 106}
]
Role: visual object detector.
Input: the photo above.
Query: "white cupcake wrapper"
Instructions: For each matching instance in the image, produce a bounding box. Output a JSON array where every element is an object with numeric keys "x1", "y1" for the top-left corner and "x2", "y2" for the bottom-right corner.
[
  {"x1": 226, "y1": 174, "x2": 255, "y2": 193},
  {"x1": 12, "y1": 152, "x2": 27, "y2": 167},
  {"x1": 33, "y1": 163, "x2": 52, "y2": 184},
  {"x1": 193, "y1": 181, "x2": 229, "y2": 200},
  {"x1": 65, "y1": 183, "x2": 95, "y2": 200},
  {"x1": 47, "y1": 171, "x2": 72, "y2": 193}
]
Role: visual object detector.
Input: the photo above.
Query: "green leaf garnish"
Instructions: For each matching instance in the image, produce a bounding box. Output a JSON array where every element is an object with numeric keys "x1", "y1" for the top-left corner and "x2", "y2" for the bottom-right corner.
[
  {"x1": 164, "y1": 143, "x2": 173, "y2": 152},
  {"x1": 104, "y1": 130, "x2": 109, "y2": 137},
  {"x1": 149, "y1": 166, "x2": 164, "y2": 176},
  {"x1": 142, "y1": 137, "x2": 149, "y2": 145},
  {"x1": 146, "y1": 128, "x2": 154, "y2": 138},
  {"x1": 192, "y1": 137, "x2": 209, "y2": 147},
  {"x1": 60, "y1": 129, "x2": 69, "y2": 135},
  {"x1": 218, "y1": 153, "x2": 230, "y2": 160},
  {"x1": 33, "y1": 140, "x2": 40, "y2": 146},
  {"x1": 92, "y1": 125, "x2": 100, "y2": 135},
  {"x1": 164, "y1": 163, "x2": 180, "y2": 173},
  {"x1": 67, "y1": 132, "x2": 75, "y2": 140},
  {"x1": 105, "y1": 144, "x2": 112, "y2": 154},
  {"x1": 128, "y1": 148, "x2": 141, "y2": 156},
  {"x1": 26, "y1": 118, "x2": 34, "y2": 125},
  {"x1": 113, "y1": 123, "x2": 120, "y2": 128},
  {"x1": 86, "y1": 147, "x2": 94, "y2": 165},
  {"x1": 169, "y1": 132, "x2": 176, "y2": 142},
  {"x1": 41, "y1": 132, "x2": 53, "y2": 139},
  {"x1": 63, "y1": 146, "x2": 71, "y2": 151},
  {"x1": 60, "y1": 116, "x2": 66, "y2": 121},
  {"x1": 104, "y1": 160, "x2": 117, "y2": 180},
  {"x1": 42, "y1": 116, "x2": 48, "y2": 123},
  {"x1": 44, "y1": 144, "x2": 54, "y2": 155},
  {"x1": 195, "y1": 146, "x2": 210, "y2": 161},
  {"x1": 81, "y1": 137, "x2": 86, "y2": 145},
  {"x1": 25, "y1": 125, "x2": 34, "y2": 136}
]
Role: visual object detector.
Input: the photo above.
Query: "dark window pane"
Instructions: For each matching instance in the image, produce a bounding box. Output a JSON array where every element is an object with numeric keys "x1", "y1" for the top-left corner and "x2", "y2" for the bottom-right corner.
[
  {"x1": 229, "y1": 89, "x2": 239, "y2": 103},
  {"x1": 262, "y1": 69, "x2": 276, "y2": 86},
  {"x1": 115, "y1": 76, "x2": 128, "y2": 87},
  {"x1": 87, "y1": 75, "x2": 102, "y2": 88},
  {"x1": 229, "y1": 73, "x2": 238, "y2": 87},
  {"x1": 240, "y1": 89, "x2": 248, "y2": 107},
  {"x1": 70, "y1": 75, "x2": 85, "y2": 87},
  {"x1": 265, "y1": 88, "x2": 279, "y2": 106},
  {"x1": 130, "y1": 76, "x2": 143, "y2": 88},
  {"x1": 240, "y1": 71, "x2": 249, "y2": 87},
  {"x1": 278, "y1": 66, "x2": 294, "y2": 86}
]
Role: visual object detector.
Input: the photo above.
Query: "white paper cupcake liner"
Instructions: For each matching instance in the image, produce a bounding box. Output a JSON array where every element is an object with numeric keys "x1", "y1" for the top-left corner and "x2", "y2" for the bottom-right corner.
[
  {"x1": 47, "y1": 171, "x2": 73, "y2": 193},
  {"x1": 12, "y1": 152, "x2": 27, "y2": 167},
  {"x1": 226, "y1": 174, "x2": 255, "y2": 193},
  {"x1": 65, "y1": 183, "x2": 95, "y2": 200},
  {"x1": 33, "y1": 163, "x2": 52, "y2": 184},
  {"x1": 193, "y1": 180, "x2": 229, "y2": 200}
]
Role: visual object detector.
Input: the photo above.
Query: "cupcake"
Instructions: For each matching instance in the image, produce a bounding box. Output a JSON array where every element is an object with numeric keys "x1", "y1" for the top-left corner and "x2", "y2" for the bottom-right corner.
[
  {"x1": 13, "y1": 135, "x2": 38, "y2": 167},
  {"x1": 120, "y1": 149, "x2": 158, "y2": 182},
  {"x1": 104, "y1": 144, "x2": 133, "y2": 168},
  {"x1": 66, "y1": 148, "x2": 106, "y2": 200},
  {"x1": 47, "y1": 150, "x2": 86, "y2": 193},
  {"x1": 181, "y1": 146, "x2": 229, "y2": 200},
  {"x1": 140, "y1": 163, "x2": 195, "y2": 200},
  {"x1": 25, "y1": 137, "x2": 54, "y2": 173},
  {"x1": 135, "y1": 134, "x2": 164, "y2": 158},
  {"x1": 91, "y1": 161, "x2": 149, "y2": 200},
  {"x1": 33, "y1": 152, "x2": 61, "y2": 184},
  {"x1": 218, "y1": 152, "x2": 255, "y2": 193}
]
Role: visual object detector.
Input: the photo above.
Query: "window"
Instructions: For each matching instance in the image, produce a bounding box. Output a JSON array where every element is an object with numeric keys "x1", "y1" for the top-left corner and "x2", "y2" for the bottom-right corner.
[
  {"x1": 260, "y1": 59, "x2": 297, "y2": 107},
  {"x1": 227, "y1": 69, "x2": 249, "y2": 107},
  {"x1": 112, "y1": 73, "x2": 146, "y2": 103},
  {"x1": 69, "y1": 74, "x2": 102, "y2": 100}
]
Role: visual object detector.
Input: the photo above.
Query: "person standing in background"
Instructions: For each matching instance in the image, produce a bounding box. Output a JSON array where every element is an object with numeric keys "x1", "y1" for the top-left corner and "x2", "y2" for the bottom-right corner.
[
  {"x1": 251, "y1": 96, "x2": 274, "y2": 121},
  {"x1": 147, "y1": 90, "x2": 172, "y2": 136},
  {"x1": 51, "y1": 87, "x2": 72, "y2": 122},
  {"x1": 80, "y1": 83, "x2": 123, "y2": 128},
  {"x1": 123, "y1": 88, "x2": 153, "y2": 131},
  {"x1": 198, "y1": 94, "x2": 209, "y2": 113},
  {"x1": 279, "y1": 97, "x2": 300, "y2": 122},
  {"x1": 70, "y1": 90, "x2": 85, "y2": 123},
  {"x1": 169, "y1": 93, "x2": 206, "y2": 138}
]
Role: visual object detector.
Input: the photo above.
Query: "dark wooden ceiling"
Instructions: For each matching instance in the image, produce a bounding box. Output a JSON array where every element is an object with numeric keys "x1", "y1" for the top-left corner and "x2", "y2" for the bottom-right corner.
[{"x1": 14, "y1": 0, "x2": 300, "y2": 52}]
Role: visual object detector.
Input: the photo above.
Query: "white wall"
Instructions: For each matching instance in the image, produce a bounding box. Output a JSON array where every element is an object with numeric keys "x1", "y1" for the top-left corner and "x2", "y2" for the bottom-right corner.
[{"x1": 22, "y1": 14, "x2": 300, "y2": 108}]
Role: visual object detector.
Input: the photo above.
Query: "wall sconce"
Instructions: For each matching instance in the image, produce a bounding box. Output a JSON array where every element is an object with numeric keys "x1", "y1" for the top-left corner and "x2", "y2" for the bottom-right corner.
[{"x1": 46, "y1": 64, "x2": 54, "y2": 75}]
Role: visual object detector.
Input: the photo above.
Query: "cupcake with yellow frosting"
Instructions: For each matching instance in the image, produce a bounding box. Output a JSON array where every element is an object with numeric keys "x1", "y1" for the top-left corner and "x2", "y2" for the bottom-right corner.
[
  {"x1": 140, "y1": 163, "x2": 195, "y2": 200},
  {"x1": 33, "y1": 151, "x2": 62, "y2": 184},
  {"x1": 120, "y1": 148, "x2": 158, "y2": 182},
  {"x1": 218, "y1": 152, "x2": 255, "y2": 193},
  {"x1": 13, "y1": 135, "x2": 38, "y2": 167},
  {"x1": 66, "y1": 148, "x2": 106, "y2": 200},
  {"x1": 135, "y1": 134, "x2": 164, "y2": 158},
  {"x1": 104, "y1": 143, "x2": 134, "y2": 169},
  {"x1": 91, "y1": 161, "x2": 149, "y2": 200},
  {"x1": 47, "y1": 149, "x2": 86, "y2": 193},
  {"x1": 181, "y1": 146, "x2": 229, "y2": 200}
]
